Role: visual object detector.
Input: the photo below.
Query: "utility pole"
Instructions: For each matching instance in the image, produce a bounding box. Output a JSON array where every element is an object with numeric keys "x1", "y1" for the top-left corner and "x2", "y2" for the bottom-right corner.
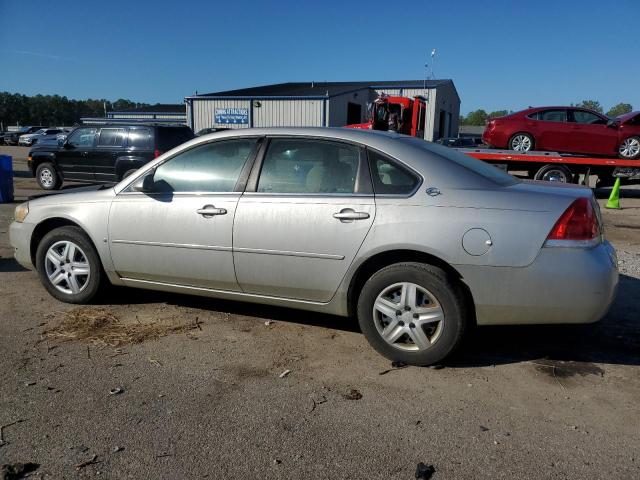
[{"x1": 424, "y1": 48, "x2": 436, "y2": 140}]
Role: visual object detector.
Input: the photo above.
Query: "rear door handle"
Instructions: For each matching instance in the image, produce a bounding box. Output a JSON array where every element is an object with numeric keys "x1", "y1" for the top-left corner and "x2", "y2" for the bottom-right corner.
[
  {"x1": 333, "y1": 209, "x2": 370, "y2": 222},
  {"x1": 81, "y1": 151, "x2": 89, "y2": 157},
  {"x1": 197, "y1": 205, "x2": 227, "y2": 217}
]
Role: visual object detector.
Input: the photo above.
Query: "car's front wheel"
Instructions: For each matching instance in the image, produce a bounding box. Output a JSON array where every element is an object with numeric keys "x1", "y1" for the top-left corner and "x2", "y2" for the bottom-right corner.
[
  {"x1": 35, "y1": 162, "x2": 62, "y2": 190},
  {"x1": 35, "y1": 226, "x2": 103, "y2": 304},
  {"x1": 357, "y1": 262, "x2": 467, "y2": 366},
  {"x1": 509, "y1": 133, "x2": 534, "y2": 152},
  {"x1": 618, "y1": 136, "x2": 640, "y2": 160}
]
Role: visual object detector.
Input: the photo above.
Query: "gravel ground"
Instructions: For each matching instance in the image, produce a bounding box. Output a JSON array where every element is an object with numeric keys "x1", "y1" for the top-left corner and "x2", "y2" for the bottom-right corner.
[{"x1": 1, "y1": 147, "x2": 639, "y2": 479}]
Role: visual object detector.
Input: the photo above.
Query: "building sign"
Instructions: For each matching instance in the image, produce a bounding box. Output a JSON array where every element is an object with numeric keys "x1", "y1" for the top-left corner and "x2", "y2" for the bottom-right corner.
[{"x1": 215, "y1": 108, "x2": 249, "y2": 124}]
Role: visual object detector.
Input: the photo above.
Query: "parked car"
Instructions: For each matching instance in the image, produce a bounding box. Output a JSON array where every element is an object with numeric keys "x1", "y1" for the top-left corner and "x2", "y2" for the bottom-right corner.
[
  {"x1": 4, "y1": 126, "x2": 46, "y2": 145},
  {"x1": 483, "y1": 107, "x2": 640, "y2": 159},
  {"x1": 19, "y1": 128, "x2": 65, "y2": 146},
  {"x1": 435, "y1": 137, "x2": 478, "y2": 148},
  {"x1": 27, "y1": 123, "x2": 194, "y2": 190},
  {"x1": 10, "y1": 128, "x2": 618, "y2": 366}
]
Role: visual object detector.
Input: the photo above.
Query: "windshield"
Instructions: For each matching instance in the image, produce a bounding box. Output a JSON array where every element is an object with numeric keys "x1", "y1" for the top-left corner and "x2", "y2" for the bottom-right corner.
[{"x1": 398, "y1": 137, "x2": 520, "y2": 187}]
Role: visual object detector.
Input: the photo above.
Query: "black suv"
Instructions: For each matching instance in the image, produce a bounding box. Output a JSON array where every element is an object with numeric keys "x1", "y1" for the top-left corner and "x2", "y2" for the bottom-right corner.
[{"x1": 28, "y1": 123, "x2": 194, "y2": 190}]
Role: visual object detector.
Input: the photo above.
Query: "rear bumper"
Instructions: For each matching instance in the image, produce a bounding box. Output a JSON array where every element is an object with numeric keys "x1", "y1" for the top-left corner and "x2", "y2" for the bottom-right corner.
[
  {"x1": 459, "y1": 241, "x2": 618, "y2": 325},
  {"x1": 9, "y1": 221, "x2": 36, "y2": 270}
]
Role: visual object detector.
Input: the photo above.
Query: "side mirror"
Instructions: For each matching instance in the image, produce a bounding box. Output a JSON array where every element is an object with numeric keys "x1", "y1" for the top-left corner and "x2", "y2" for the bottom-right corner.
[
  {"x1": 57, "y1": 137, "x2": 65, "y2": 147},
  {"x1": 62, "y1": 141, "x2": 74, "y2": 149},
  {"x1": 131, "y1": 172, "x2": 155, "y2": 192},
  {"x1": 607, "y1": 119, "x2": 620, "y2": 128}
]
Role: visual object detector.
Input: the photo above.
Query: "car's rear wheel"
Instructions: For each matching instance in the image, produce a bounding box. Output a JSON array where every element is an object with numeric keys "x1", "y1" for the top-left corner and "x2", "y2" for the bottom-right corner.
[
  {"x1": 35, "y1": 226, "x2": 103, "y2": 304},
  {"x1": 509, "y1": 133, "x2": 534, "y2": 152},
  {"x1": 36, "y1": 162, "x2": 62, "y2": 190},
  {"x1": 618, "y1": 136, "x2": 640, "y2": 160},
  {"x1": 357, "y1": 262, "x2": 467, "y2": 366},
  {"x1": 534, "y1": 164, "x2": 574, "y2": 183}
]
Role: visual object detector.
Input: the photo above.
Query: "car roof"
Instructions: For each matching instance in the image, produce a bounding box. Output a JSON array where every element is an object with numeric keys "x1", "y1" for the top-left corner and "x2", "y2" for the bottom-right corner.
[{"x1": 156, "y1": 127, "x2": 513, "y2": 191}]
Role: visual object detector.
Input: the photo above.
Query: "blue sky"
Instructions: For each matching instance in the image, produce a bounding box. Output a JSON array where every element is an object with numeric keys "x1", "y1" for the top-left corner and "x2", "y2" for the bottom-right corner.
[{"x1": 1, "y1": 0, "x2": 638, "y2": 114}]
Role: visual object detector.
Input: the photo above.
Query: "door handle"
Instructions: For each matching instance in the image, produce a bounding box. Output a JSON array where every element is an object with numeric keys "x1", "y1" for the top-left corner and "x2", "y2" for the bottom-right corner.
[
  {"x1": 333, "y1": 209, "x2": 370, "y2": 222},
  {"x1": 81, "y1": 151, "x2": 89, "y2": 157},
  {"x1": 197, "y1": 205, "x2": 227, "y2": 217}
]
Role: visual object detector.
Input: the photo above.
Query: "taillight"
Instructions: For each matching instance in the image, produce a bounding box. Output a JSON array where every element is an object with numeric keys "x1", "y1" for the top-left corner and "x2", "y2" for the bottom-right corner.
[
  {"x1": 154, "y1": 149, "x2": 163, "y2": 158},
  {"x1": 546, "y1": 197, "x2": 600, "y2": 242}
]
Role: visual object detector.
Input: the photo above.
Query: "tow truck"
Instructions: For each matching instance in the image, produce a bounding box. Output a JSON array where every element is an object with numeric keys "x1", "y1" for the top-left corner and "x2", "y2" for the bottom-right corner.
[
  {"x1": 455, "y1": 148, "x2": 640, "y2": 185},
  {"x1": 345, "y1": 94, "x2": 427, "y2": 138}
]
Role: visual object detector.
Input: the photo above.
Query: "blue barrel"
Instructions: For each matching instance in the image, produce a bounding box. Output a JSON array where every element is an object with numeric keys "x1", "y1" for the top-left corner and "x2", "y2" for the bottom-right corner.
[{"x1": 0, "y1": 155, "x2": 14, "y2": 203}]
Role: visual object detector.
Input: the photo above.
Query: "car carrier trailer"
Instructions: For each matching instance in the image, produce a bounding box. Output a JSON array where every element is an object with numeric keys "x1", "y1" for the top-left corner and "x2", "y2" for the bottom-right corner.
[{"x1": 456, "y1": 148, "x2": 640, "y2": 186}]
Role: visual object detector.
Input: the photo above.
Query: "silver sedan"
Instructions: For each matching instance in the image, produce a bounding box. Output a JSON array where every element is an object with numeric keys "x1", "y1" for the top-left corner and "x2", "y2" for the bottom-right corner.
[{"x1": 9, "y1": 128, "x2": 619, "y2": 365}]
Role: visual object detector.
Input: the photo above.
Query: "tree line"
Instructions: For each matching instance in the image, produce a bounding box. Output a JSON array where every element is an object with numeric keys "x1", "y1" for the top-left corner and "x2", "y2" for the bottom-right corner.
[
  {"x1": 0, "y1": 91, "x2": 151, "y2": 128},
  {"x1": 460, "y1": 101, "x2": 634, "y2": 126}
]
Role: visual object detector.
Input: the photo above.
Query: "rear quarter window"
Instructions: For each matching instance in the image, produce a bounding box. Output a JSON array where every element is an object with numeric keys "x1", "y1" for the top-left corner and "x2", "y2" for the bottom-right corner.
[
  {"x1": 127, "y1": 127, "x2": 153, "y2": 149},
  {"x1": 368, "y1": 150, "x2": 420, "y2": 195},
  {"x1": 157, "y1": 127, "x2": 195, "y2": 151}
]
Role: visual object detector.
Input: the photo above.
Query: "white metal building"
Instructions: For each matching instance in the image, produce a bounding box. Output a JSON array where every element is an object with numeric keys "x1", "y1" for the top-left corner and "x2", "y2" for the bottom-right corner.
[{"x1": 185, "y1": 80, "x2": 460, "y2": 141}]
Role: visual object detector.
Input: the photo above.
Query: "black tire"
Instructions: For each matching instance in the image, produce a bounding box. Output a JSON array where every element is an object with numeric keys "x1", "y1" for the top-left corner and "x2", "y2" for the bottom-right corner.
[
  {"x1": 508, "y1": 132, "x2": 535, "y2": 152},
  {"x1": 533, "y1": 164, "x2": 574, "y2": 183},
  {"x1": 121, "y1": 169, "x2": 138, "y2": 180},
  {"x1": 357, "y1": 262, "x2": 467, "y2": 366},
  {"x1": 618, "y1": 136, "x2": 640, "y2": 160},
  {"x1": 35, "y1": 226, "x2": 103, "y2": 304},
  {"x1": 35, "y1": 162, "x2": 62, "y2": 190}
]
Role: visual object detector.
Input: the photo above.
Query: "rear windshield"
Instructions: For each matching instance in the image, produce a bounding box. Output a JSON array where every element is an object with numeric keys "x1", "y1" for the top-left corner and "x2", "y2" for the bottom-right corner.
[
  {"x1": 398, "y1": 137, "x2": 519, "y2": 187},
  {"x1": 156, "y1": 127, "x2": 194, "y2": 151}
]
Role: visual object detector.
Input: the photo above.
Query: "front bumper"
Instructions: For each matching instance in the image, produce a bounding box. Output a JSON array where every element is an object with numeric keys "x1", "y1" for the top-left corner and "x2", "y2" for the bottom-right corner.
[
  {"x1": 9, "y1": 221, "x2": 36, "y2": 270},
  {"x1": 459, "y1": 241, "x2": 619, "y2": 325}
]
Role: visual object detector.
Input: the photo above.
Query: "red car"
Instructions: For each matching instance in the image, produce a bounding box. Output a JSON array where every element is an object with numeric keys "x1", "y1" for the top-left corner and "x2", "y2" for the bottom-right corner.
[{"x1": 482, "y1": 107, "x2": 640, "y2": 159}]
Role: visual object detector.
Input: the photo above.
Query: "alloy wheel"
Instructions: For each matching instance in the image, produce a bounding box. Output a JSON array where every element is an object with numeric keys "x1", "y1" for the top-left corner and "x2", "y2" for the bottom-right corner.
[
  {"x1": 372, "y1": 282, "x2": 445, "y2": 351},
  {"x1": 44, "y1": 240, "x2": 91, "y2": 295},
  {"x1": 619, "y1": 138, "x2": 640, "y2": 159},
  {"x1": 39, "y1": 168, "x2": 54, "y2": 188},
  {"x1": 511, "y1": 134, "x2": 532, "y2": 152}
]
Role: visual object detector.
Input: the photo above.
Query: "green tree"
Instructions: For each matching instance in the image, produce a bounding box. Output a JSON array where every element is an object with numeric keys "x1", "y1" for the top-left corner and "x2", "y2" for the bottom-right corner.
[
  {"x1": 462, "y1": 109, "x2": 488, "y2": 126},
  {"x1": 576, "y1": 100, "x2": 603, "y2": 114},
  {"x1": 606, "y1": 103, "x2": 632, "y2": 118},
  {"x1": 0, "y1": 92, "x2": 150, "y2": 127},
  {"x1": 488, "y1": 110, "x2": 509, "y2": 119}
]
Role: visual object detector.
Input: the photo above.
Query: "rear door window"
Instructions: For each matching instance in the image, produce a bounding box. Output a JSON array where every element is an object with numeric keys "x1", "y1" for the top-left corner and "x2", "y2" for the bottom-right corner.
[
  {"x1": 98, "y1": 128, "x2": 126, "y2": 147},
  {"x1": 368, "y1": 150, "x2": 420, "y2": 195},
  {"x1": 257, "y1": 139, "x2": 359, "y2": 194},
  {"x1": 537, "y1": 109, "x2": 567, "y2": 122}
]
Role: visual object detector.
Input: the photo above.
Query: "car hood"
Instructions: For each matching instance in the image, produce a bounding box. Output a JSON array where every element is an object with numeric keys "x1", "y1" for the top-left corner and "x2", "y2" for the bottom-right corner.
[
  {"x1": 29, "y1": 144, "x2": 61, "y2": 154},
  {"x1": 29, "y1": 186, "x2": 116, "y2": 206}
]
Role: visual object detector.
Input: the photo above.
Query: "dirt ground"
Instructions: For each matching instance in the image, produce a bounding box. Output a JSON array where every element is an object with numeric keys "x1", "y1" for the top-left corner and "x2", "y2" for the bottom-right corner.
[{"x1": 1, "y1": 146, "x2": 639, "y2": 479}]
